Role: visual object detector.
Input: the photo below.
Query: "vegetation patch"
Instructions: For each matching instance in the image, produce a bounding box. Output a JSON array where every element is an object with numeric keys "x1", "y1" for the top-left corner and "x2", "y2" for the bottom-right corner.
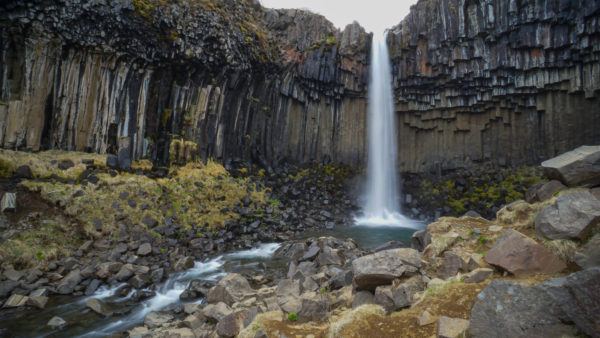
[{"x1": 0, "y1": 149, "x2": 106, "y2": 180}]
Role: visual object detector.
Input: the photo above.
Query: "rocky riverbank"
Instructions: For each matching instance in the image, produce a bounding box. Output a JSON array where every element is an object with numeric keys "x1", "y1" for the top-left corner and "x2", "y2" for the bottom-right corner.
[{"x1": 0, "y1": 145, "x2": 599, "y2": 337}]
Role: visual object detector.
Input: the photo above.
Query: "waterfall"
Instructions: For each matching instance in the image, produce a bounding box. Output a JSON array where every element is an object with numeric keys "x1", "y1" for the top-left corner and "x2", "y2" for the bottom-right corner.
[{"x1": 355, "y1": 32, "x2": 416, "y2": 228}]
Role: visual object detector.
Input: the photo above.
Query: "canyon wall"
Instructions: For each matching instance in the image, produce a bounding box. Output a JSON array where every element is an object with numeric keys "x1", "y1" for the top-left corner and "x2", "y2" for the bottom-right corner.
[
  {"x1": 0, "y1": 0, "x2": 369, "y2": 168},
  {"x1": 389, "y1": 0, "x2": 600, "y2": 173}
]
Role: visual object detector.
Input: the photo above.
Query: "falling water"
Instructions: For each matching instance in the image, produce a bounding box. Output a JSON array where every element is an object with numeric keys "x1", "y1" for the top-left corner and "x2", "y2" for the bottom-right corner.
[{"x1": 355, "y1": 32, "x2": 416, "y2": 228}]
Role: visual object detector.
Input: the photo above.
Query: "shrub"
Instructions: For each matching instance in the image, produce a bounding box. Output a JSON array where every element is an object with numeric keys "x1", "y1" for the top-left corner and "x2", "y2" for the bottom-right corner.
[{"x1": 287, "y1": 312, "x2": 298, "y2": 322}]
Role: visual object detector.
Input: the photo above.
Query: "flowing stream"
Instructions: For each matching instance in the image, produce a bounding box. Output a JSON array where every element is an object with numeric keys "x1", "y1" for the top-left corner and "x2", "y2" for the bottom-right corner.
[{"x1": 355, "y1": 31, "x2": 418, "y2": 229}]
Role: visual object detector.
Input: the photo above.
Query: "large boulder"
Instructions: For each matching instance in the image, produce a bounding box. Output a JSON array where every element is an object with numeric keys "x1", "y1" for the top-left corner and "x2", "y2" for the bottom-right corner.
[
  {"x1": 352, "y1": 248, "x2": 421, "y2": 291},
  {"x1": 56, "y1": 270, "x2": 82, "y2": 294},
  {"x1": 484, "y1": 229, "x2": 565, "y2": 276},
  {"x1": 85, "y1": 298, "x2": 114, "y2": 317},
  {"x1": 373, "y1": 275, "x2": 425, "y2": 312},
  {"x1": 535, "y1": 191, "x2": 600, "y2": 240},
  {"x1": 541, "y1": 145, "x2": 600, "y2": 187},
  {"x1": 207, "y1": 273, "x2": 254, "y2": 306},
  {"x1": 216, "y1": 308, "x2": 257, "y2": 337},
  {"x1": 574, "y1": 234, "x2": 600, "y2": 269},
  {"x1": 437, "y1": 316, "x2": 469, "y2": 338},
  {"x1": 525, "y1": 180, "x2": 566, "y2": 203},
  {"x1": 470, "y1": 268, "x2": 600, "y2": 338}
]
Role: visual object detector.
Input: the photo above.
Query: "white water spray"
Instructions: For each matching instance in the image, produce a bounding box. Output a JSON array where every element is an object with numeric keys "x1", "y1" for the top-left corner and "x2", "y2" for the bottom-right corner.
[{"x1": 355, "y1": 32, "x2": 416, "y2": 228}]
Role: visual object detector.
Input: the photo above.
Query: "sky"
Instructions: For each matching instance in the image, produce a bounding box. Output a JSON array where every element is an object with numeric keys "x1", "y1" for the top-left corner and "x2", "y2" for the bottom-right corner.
[{"x1": 259, "y1": 0, "x2": 417, "y2": 33}]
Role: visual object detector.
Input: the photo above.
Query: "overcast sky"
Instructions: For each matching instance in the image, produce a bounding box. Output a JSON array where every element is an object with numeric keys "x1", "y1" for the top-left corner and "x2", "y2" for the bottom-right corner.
[{"x1": 259, "y1": 0, "x2": 417, "y2": 33}]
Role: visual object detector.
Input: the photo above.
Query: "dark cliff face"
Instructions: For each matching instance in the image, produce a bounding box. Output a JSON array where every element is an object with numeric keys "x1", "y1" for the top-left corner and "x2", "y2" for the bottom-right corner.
[
  {"x1": 388, "y1": 0, "x2": 600, "y2": 173},
  {"x1": 0, "y1": 0, "x2": 369, "y2": 167}
]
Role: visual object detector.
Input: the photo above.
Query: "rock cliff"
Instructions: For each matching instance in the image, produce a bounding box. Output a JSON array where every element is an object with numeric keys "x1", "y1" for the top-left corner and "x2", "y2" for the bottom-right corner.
[
  {"x1": 389, "y1": 0, "x2": 600, "y2": 173},
  {"x1": 0, "y1": 0, "x2": 369, "y2": 167}
]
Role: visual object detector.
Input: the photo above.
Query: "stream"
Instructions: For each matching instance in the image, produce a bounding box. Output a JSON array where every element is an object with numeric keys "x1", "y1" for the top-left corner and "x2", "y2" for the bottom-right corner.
[{"x1": 0, "y1": 226, "x2": 418, "y2": 337}]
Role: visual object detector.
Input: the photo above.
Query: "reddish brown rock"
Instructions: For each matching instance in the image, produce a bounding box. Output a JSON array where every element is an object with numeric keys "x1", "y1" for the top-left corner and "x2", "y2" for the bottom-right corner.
[{"x1": 484, "y1": 229, "x2": 565, "y2": 276}]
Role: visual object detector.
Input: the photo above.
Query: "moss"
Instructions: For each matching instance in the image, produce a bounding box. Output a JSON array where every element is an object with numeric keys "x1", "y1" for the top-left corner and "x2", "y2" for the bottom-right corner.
[
  {"x1": 0, "y1": 157, "x2": 15, "y2": 178},
  {"x1": 287, "y1": 312, "x2": 298, "y2": 322},
  {"x1": 325, "y1": 34, "x2": 337, "y2": 46},
  {"x1": 0, "y1": 149, "x2": 106, "y2": 180}
]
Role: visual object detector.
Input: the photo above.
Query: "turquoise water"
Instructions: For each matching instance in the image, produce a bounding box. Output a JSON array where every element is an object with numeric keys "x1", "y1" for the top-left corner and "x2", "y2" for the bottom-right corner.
[{"x1": 303, "y1": 224, "x2": 423, "y2": 250}]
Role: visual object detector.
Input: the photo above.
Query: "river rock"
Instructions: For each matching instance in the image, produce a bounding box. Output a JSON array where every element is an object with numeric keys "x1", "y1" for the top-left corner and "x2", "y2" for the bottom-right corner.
[
  {"x1": 86, "y1": 298, "x2": 113, "y2": 317},
  {"x1": 0, "y1": 280, "x2": 18, "y2": 298},
  {"x1": 352, "y1": 248, "x2": 421, "y2": 290},
  {"x1": 207, "y1": 273, "x2": 254, "y2": 306},
  {"x1": 298, "y1": 293, "x2": 329, "y2": 321},
  {"x1": 174, "y1": 256, "x2": 195, "y2": 271},
  {"x1": 47, "y1": 316, "x2": 67, "y2": 329},
  {"x1": 26, "y1": 295, "x2": 48, "y2": 309},
  {"x1": 216, "y1": 308, "x2": 258, "y2": 337},
  {"x1": 574, "y1": 234, "x2": 600, "y2": 269},
  {"x1": 56, "y1": 269, "x2": 82, "y2": 294},
  {"x1": 535, "y1": 191, "x2": 600, "y2": 240},
  {"x1": 96, "y1": 262, "x2": 123, "y2": 279},
  {"x1": 484, "y1": 229, "x2": 565, "y2": 276},
  {"x1": 144, "y1": 312, "x2": 173, "y2": 329},
  {"x1": 437, "y1": 316, "x2": 469, "y2": 338},
  {"x1": 3, "y1": 294, "x2": 28, "y2": 308},
  {"x1": 202, "y1": 302, "x2": 233, "y2": 322},
  {"x1": 411, "y1": 229, "x2": 431, "y2": 251},
  {"x1": 137, "y1": 243, "x2": 152, "y2": 256},
  {"x1": 541, "y1": 145, "x2": 600, "y2": 187}
]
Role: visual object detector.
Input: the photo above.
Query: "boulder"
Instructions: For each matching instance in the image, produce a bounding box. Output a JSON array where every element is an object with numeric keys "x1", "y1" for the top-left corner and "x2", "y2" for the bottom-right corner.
[
  {"x1": 96, "y1": 262, "x2": 123, "y2": 279},
  {"x1": 216, "y1": 308, "x2": 258, "y2": 337},
  {"x1": 174, "y1": 256, "x2": 195, "y2": 271},
  {"x1": 106, "y1": 154, "x2": 119, "y2": 169},
  {"x1": 117, "y1": 136, "x2": 132, "y2": 171},
  {"x1": 144, "y1": 312, "x2": 173, "y2": 328},
  {"x1": 47, "y1": 316, "x2": 67, "y2": 329},
  {"x1": 484, "y1": 229, "x2": 565, "y2": 276},
  {"x1": 541, "y1": 145, "x2": 600, "y2": 187},
  {"x1": 207, "y1": 273, "x2": 254, "y2": 306},
  {"x1": 468, "y1": 268, "x2": 600, "y2": 338},
  {"x1": 352, "y1": 290, "x2": 375, "y2": 308},
  {"x1": 26, "y1": 295, "x2": 48, "y2": 309},
  {"x1": 437, "y1": 316, "x2": 469, "y2": 338},
  {"x1": 14, "y1": 165, "x2": 33, "y2": 179},
  {"x1": 574, "y1": 234, "x2": 600, "y2": 269},
  {"x1": 275, "y1": 279, "x2": 300, "y2": 298},
  {"x1": 373, "y1": 275, "x2": 425, "y2": 312},
  {"x1": 535, "y1": 191, "x2": 600, "y2": 240},
  {"x1": 86, "y1": 298, "x2": 113, "y2": 317},
  {"x1": 56, "y1": 269, "x2": 82, "y2": 294},
  {"x1": 525, "y1": 180, "x2": 566, "y2": 203},
  {"x1": 352, "y1": 248, "x2": 421, "y2": 290},
  {"x1": 411, "y1": 229, "x2": 431, "y2": 251},
  {"x1": 298, "y1": 293, "x2": 329, "y2": 321},
  {"x1": 1, "y1": 192, "x2": 16, "y2": 212},
  {"x1": 437, "y1": 251, "x2": 465, "y2": 279},
  {"x1": 464, "y1": 268, "x2": 493, "y2": 284},
  {"x1": 202, "y1": 302, "x2": 233, "y2": 322}
]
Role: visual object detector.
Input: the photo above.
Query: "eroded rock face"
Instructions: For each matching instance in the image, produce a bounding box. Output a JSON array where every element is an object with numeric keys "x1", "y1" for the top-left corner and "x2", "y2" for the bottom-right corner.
[
  {"x1": 352, "y1": 248, "x2": 421, "y2": 291},
  {"x1": 387, "y1": 1, "x2": 600, "y2": 173},
  {"x1": 484, "y1": 229, "x2": 565, "y2": 276},
  {"x1": 535, "y1": 191, "x2": 600, "y2": 240}
]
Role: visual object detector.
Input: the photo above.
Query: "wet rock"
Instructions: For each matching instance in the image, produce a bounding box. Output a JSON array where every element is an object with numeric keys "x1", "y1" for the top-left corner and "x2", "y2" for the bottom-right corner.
[
  {"x1": 541, "y1": 145, "x2": 600, "y2": 187},
  {"x1": 56, "y1": 269, "x2": 82, "y2": 294},
  {"x1": 96, "y1": 262, "x2": 123, "y2": 279},
  {"x1": 129, "y1": 274, "x2": 149, "y2": 289},
  {"x1": 574, "y1": 234, "x2": 600, "y2": 269},
  {"x1": 3, "y1": 294, "x2": 28, "y2": 308},
  {"x1": 352, "y1": 248, "x2": 421, "y2": 291},
  {"x1": 47, "y1": 316, "x2": 67, "y2": 329},
  {"x1": 437, "y1": 316, "x2": 469, "y2": 338},
  {"x1": 1, "y1": 192, "x2": 16, "y2": 213},
  {"x1": 144, "y1": 312, "x2": 173, "y2": 329},
  {"x1": 26, "y1": 295, "x2": 48, "y2": 309},
  {"x1": 85, "y1": 279, "x2": 101, "y2": 295},
  {"x1": 373, "y1": 240, "x2": 406, "y2": 252},
  {"x1": 174, "y1": 256, "x2": 195, "y2": 271},
  {"x1": 484, "y1": 229, "x2": 565, "y2": 276},
  {"x1": 86, "y1": 298, "x2": 113, "y2": 317},
  {"x1": 525, "y1": 180, "x2": 566, "y2": 203},
  {"x1": 207, "y1": 273, "x2": 254, "y2": 306},
  {"x1": 535, "y1": 191, "x2": 600, "y2": 240}
]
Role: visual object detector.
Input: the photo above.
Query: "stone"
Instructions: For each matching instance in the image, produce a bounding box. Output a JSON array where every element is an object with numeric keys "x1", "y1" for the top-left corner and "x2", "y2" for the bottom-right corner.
[
  {"x1": 535, "y1": 191, "x2": 600, "y2": 240},
  {"x1": 484, "y1": 229, "x2": 565, "y2": 276},
  {"x1": 352, "y1": 248, "x2": 421, "y2": 290},
  {"x1": 574, "y1": 234, "x2": 600, "y2": 269},
  {"x1": 437, "y1": 316, "x2": 469, "y2": 338},
  {"x1": 525, "y1": 180, "x2": 566, "y2": 203},
  {"x1": 298, "y1": 293, "x2": 329, "y2": 321},
  {"x1": 14, "y1": 165, "x2": 33, "y2": 179},
  {"x1": 437, "y1": 251, "x2": 465, "y2": 279},
  {"x1": 86, "y1": 298, "x2": 113, "y2": 317},
  {"x1": 137, "y1": 243, "x2": 152, "y2": 256},
  {"x1": 411, "y1": 229, "x2": 431, "y2": 251},
  {"x1": 1, "y1": 192, "x2": 16, "y2": 212},
  {"x1": 3, "y1": 294, "x2": 28, "y2": 308},
  {"x1": 56, "y1": 269, "x2": 82, "y2": 294},
  {"x1": 3, "y1": 268, "x2": 24, "y2": 282},
  {"x1": 0, "y1": 280, "x2": 18, "y2": 298},
  {"x1": 216, "y1": 308, "x2": 257, "y2": 337},
  {"x1": 115, "y1": 264, "x2": 135, "y2": 281},
  {"x1": 275, "y1": 279, "x2": 300, "y2": 298},
  {"x1": 207, "y1": 273, "x2": 254, "y2": 306},
  {"x1": 106, "y1": 155, "x2": 119, "y2": 169},
  {"x1": 418, "y1": 310, "x2": 437, "y2": 326},
  {"x1": 47, "y1": 316, "x2": 67, "y2": 329},
  {"x1": 202, "y1": 302, "x2": 233, "y2": 322},
  {"x1": 352, "y1": 290, "x2": 375, "y2": 308},
  {"x1": 174, "y1": 256, "x2": 195, "y2": 271},
  {"x1": 85, "y1": 279, "x2": 101, "y2": 295},
  {"x1": 541, "y1": 145, "x2": 600, "y2": 187},
  {"x1": 117, "y1": 136, "x2": 132, "y2": 170},
  {"x1": 144, "y1": 312, "x2": 173, "y2": 328},
  {"x1": 26, "y1": 295, "x2": 48, "y2": 309},
  {"x1": 96, "y1": 262, "x2": 123, "y2": 279},
  {"x1": 463, "y1": 268, "x2": 493, "y2": 284},
  {"x1": 463, "y1": 210, "x2": 482, "y2": 218},
  {"x1": 58, "y1": 159, "x2": 75, "y2": 170},
  {"x1": 374, "y1": 275, "x2": 425, "y2": 312},
  {"x1": 301, "y1": 244, "x2": 320, "y2": 261}
]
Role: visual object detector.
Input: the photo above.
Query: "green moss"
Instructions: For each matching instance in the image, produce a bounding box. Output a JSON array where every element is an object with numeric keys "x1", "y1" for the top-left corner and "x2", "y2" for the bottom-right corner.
[
  {"x1": 0, "y1": 157, "x2": 15, "y2": 178},
  {"x1": 287, "y1": 312, "x2": 298, "y2": 322}
]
